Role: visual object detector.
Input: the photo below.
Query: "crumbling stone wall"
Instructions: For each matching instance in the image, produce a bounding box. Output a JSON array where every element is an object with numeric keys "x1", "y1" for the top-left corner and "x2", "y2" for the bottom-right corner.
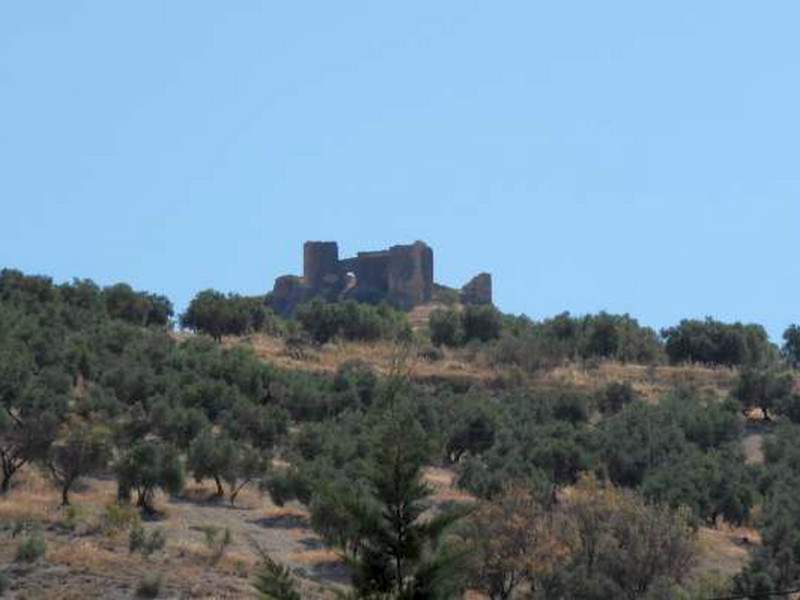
[
  {"x1": 460, "y1": 272, "x2": 492, "y2": 306},
  {"x1": 387, "y1": 242, "x2": 433, "y2": 310}
]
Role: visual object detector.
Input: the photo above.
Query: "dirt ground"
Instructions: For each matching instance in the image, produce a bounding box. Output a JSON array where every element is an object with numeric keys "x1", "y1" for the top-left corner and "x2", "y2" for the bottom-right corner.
[
  {"x1": 0, "y1": 470, "x2": 340, "y2": 599},
  {"x1": 0, "y1": 466, "x2": 477, "y2": 599}
]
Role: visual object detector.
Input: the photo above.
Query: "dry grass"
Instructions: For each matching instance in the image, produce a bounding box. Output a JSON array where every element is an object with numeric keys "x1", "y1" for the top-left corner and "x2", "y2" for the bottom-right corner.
[
  {"x1": 0, "y1": 474, "x2": 56, "y2": 525},
  {"x1": 234, "y1": 333, "x2": 740, "y2": 404},
  {"x1": 240, "y1": 333, "x2": 498, "y2": 386},
  {"x1": 743, "y1": 433, "x2": 765, "y2": 465},
  {"x1": 0, "y1": 469, "x2": 336, "y2": 599},
  {"x1": 537, "y1": 361, "x2": 738, "y2": 402},
  {"x1": 694, "y1": 524, "x2": 760, "y2": 580},
  {"x1": 48, "y1": 538, "x2": 136, "y2": 574},
  {"x1": 423, "y1": 466, "x2": 476, "y2": 504},
  {"x1": 288, "y1": 548, "x2": 341, "y2": 565}
]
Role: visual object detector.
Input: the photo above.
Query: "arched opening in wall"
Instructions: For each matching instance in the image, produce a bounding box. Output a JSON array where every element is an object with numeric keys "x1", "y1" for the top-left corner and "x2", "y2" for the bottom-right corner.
[{"x1": 340, "y1": 271, "x2": 357, "y2": 299}]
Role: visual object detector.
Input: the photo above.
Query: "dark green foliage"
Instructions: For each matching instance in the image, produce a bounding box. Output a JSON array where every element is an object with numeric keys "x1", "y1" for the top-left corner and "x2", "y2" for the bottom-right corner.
[
  {"x1": 129, "y1": 524, "x2": 167, "y2": 557},
  {"x1": 225, "y1": 444, "x2": 268, "y2": 506},
  {"x1": 429, "y1": 305, "x2": 502, "y2": 347},
  {"x1": 15, "y1": 531, "x2": 47, "y2": 562},
  {"x1": 444, "y1": 394, "x2": 498, "y2": 464},
  {"x1": 595, "y1": 390, "x2": 749, "y2": 523},
  {"x1": 428, "y1": 308, "x2": 464, "y2": 347},
  {"x1": 181, "y1": 289, "x2": 277, "y2": 341},
  {"x1": 457, "y1": 391, "x2": 593, "y2": 498},
  {"x1": 0, "y1": 269, "x2": 172, "y2": 331},
  {"x1": 775, "y1": 392, "x2": 800, "y2": 424},
  {"x1": 222, "y1": 400, "x2": 289, "y2": 450},
  {"x1": 0, "y1": 340, "x2": 70, "y2": 493},
  {"x1": 581, "y1": 311, "x2": 621, "y2": 359},
  {"x1": 599, "y1": 401, "x2": 687, "y2": 488},
  {"x1": 760, "y1": 422, "x2": 800, "y2": 492},
  {"x1": 295, "y1": 299, "x2": 409, "y2": 344},
  {"x1": 150, "y1": 402, "x2": 208, "y2": 450},
  {"x1": 660, "y1": 389, "x2": 741, "y2": 450},
  {"x1": 783, "y1": 324, "x2": 800, "y2": 368},
  {"x1": 264, "y1": 385, "x2": 465, "y2": 597},
  {"x1": 597, "y1": 381, "x2": 637, "y2": 415},
  {"x1": 462, "y1": 305, "x2": 502, "y2": 343},
  {"x1": 661, "y1": 318, "x2": 776, "y2": 366},
  {"x1": 333, "y1": 360, "x2": 378, "y2": 410},
  {"x1": 309, "y1": 480, "x2": 373, "y2": 553},
  {"x1": 179, "y1": 382, "x2": 278, "y2": 502},
  {"x1": 103, "y1": 283, "x2": 173, "y2": 327},
  {"x1": 489, "y1": 329, "x2": 567, "y2": 372},
  {"x1": 735, "y1": 424, "x2": 800, "y2": 595},
  {"x1": 251, "y1": 549, "x2": 302, "y2": 600},
  {"x1": 115, "y1": 440, "x2": 184, "y2": 514},
  {"x1": 48, "y1": 422, "x2": 112, "y2": 505},
  {"x1": 548, "y1": 390, "x2": 591, "y2": 425},
  {"x1": 293, "y1": 298, "x2": 340, "y2": 344},
  {"x1": 342, "y1": 407, "x2": 467, "y2": 598},
  {"x1": 734, "y1": 368, "x2": 793, "y2": 420},
  {"x1": 490, "y1": 311, "x2": 663, "y2": 369},
  {"x1": 187, "y1": 430, "x2": 237, "y2": 497},
  {"x1": 641, "y1": 445, "x2": 757, "y2": 526}
]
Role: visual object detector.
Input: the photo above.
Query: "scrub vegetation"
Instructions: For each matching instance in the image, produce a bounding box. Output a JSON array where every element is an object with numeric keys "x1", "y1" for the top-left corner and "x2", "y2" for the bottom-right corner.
[{"x1": 0, "y1": 267, "x2": 798, "y2": 598}]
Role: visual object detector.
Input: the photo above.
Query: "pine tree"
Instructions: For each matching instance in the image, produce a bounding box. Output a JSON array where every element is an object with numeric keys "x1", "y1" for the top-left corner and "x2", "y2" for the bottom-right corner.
[
  {"x1": 251, "y1": 544, "x2": 301, "y2": 600},
  {"x1": 344, "y1": 402, "x2": 467, "y2": 599}
]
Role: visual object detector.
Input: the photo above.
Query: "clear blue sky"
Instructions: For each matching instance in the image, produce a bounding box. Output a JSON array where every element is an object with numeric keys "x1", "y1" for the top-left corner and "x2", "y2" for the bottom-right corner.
[{"x1": 2, "y1": 2, "x2": 797, "y2": 339}]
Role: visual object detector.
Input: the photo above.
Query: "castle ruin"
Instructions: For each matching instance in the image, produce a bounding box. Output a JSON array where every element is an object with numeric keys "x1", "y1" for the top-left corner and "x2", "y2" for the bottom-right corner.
[{"x1": 270, "y1": 240, "x2": 491, "y2": 314}]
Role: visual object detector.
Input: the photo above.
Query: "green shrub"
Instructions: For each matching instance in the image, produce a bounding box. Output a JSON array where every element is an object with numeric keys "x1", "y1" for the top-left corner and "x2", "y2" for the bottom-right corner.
[
  {"x1": 333, "y1": 360, "x2": 378, "y2": 409},
  {"x1": 490, "y1": 333, "x2": 566, "y2": 372},
  {"x1": 598, "y1": 381, "x2": 637, "y2": 415},
  {"x1": 734, "y1": 368, "x2": 794, "y2": 420},
  {"x1": 662, "y1": 318, "x2": 775, "y2": 367},
  {"x1": 129, "y1": 524, "x2": 167, "y2": 557},
  {"x1": 199, "y1": 525, "x2": 232, "y2": 563},
  {"x1": 115, "y1": 440, "x2": 185, "y2": 514},
  {"x1": 252, "y1": 551, "x2": 301, "y2": 600},
  {"x1": 16, "y1": 533, "x2": 46, "y2": 562},
  {"x1": 101, "y1": 503, "x2": 140, "y2": 535},
  {"x1": 784, "y1": 324, "x2": 800, "y2": 368},
  {"x1": 136, "y1": 572, "x2": 163, "y2": 598},
  {"x1": 494, "y1": 311, "x2": 664, "y2": 366},
  {"x1": 462, "y1": 305, "x2": 502, "y2": 343},
  {"x1": 60, "y1": 504, "x2": 87, "y2": 531},
  {"x1": 428, "y1": 308, "x2": 464, "y2": 347},
  {"x1": 180, "y1": 290, "x2": 274, "y2": 341},
  {"x1": 295, "y1": 299, "x2": 409, "y2": 344}
]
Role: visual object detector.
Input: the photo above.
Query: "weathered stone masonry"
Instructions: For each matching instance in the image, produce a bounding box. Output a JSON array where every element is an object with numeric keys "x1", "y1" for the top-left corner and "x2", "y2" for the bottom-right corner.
[{"x1": 270, "y1": 240, "x2": 490, "y2": 315}]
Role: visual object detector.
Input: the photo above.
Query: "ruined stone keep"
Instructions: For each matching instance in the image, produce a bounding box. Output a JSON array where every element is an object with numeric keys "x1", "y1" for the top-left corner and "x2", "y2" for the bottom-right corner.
[{"x1": 270, "y1": 240, "x2": 490, "y2": 315}]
